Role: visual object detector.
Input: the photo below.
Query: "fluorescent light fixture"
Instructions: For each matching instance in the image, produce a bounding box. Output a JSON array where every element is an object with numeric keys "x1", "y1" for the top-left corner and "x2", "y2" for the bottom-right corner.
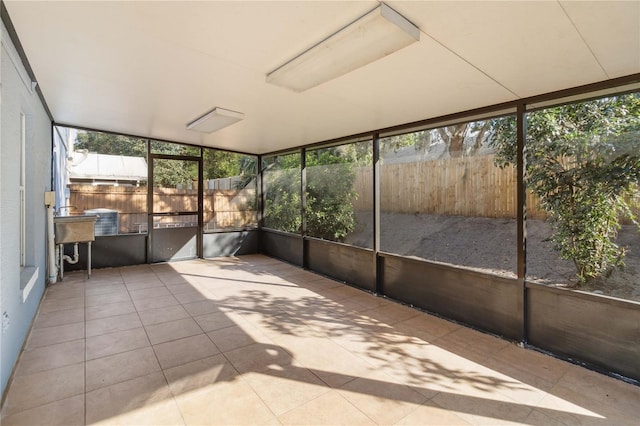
[
  {"x1": 266, "y1": 3, "x2": 419, "y2": 92},
  {"x1": 186, "y1": 107, "x2": 244, "y2": 133}
]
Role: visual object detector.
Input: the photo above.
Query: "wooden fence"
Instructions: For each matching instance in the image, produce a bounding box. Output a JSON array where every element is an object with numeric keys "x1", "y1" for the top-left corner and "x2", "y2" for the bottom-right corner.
[
  {"x1": 354, "y1": 155, "x2": 542, "y2": 219},
  {"x1": 353, "y1": 154, "x2": 640, "y2": 221},
  {"x1": 68, "y1": 185, "x2": 256, "y2": 234}
]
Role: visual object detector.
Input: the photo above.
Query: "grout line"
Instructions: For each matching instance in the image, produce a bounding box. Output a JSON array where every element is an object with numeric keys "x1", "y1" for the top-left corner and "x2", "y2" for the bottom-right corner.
[{"x1": 84, "y1": 272, "x2": 90, "y2": 426}]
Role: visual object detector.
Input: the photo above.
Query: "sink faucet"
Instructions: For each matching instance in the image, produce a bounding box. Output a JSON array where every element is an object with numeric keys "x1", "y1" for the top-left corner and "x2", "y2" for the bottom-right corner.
[{"x1": 56, "y1": 206, "x2": 77, "y2": 216}]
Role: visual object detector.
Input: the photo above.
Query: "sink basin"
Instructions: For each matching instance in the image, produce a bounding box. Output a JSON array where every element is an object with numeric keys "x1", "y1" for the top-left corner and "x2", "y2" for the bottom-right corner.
[{"x1": 54, "y1": 215, "x2": 98, "y2": 244}]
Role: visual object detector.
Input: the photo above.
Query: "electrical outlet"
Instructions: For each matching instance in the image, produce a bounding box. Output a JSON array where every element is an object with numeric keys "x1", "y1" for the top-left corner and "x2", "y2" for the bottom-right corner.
[{"x1": 2, "y1": 311, "x2": 10, "y2": 334}]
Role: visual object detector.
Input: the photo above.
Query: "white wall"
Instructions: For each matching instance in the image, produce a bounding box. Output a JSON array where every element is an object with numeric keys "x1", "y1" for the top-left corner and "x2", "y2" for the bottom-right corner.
[
  {"x1": 0, "y1": 22, "x2": 52, "y2": 396},
  {"x1": 53, "y1": 125, "x2": 70, "y2": 211}
]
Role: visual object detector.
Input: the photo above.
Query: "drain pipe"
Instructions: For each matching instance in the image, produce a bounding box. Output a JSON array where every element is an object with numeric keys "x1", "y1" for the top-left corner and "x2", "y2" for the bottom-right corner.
[
  {"x1": 63, "y1": 243, "x2": 80, "y2": 265},
  {"x1": 45, "y1": 192, "x2": 57, "y2": 284}
]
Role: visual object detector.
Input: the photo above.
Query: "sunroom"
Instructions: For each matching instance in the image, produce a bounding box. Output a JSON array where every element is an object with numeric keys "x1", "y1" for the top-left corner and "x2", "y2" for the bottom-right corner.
[{"x1": 1, "y1": 1, "x2": 639, "y2": 424}]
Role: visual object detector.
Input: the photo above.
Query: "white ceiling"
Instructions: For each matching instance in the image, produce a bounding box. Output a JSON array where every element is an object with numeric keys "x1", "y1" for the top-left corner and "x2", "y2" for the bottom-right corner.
[{"x1": 4, "y1": 1, "x2": 640, "y2": 154}]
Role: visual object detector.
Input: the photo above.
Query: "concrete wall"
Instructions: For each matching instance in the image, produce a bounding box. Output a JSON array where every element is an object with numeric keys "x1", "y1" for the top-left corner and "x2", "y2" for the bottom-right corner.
[{"x1": 0, "y1": 23, "x2": 52, "y2": 395}]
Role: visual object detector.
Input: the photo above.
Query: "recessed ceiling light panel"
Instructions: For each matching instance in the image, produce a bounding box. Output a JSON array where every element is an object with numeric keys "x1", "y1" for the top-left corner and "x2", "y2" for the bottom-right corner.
[
  {"x1": 266, "y1": 3, "x2": 420, "y2": 92},
  {"x1": 186, "y1": 107, "x2": 244, "y2": 133}
]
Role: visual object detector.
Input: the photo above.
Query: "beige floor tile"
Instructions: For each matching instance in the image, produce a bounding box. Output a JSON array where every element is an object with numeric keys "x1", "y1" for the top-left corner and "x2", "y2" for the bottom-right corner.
[
  {"x1": 536, "y1": 367, "x2": 640, "y2": 425},
  {"x1": 523, "y1": 409, "x2": 568, "y2": 426},
  {"x1": 133, "y1": 294, "x2": 180, "y2": 312},
  {"x1": 394, "y1": 400, "x2": 472, "y2": 425},
  {"x1": 86, "y1": 301, "x2": 136, "y2": 321},
  {"x1": 153, "y1": 334, "x2": 219, "y2": 369},
  {"x1": 278, "y1": 391, "x2": 375, "y2": 425},
  {"x1": 173, "y1": 377, "x2": 276, "y2": 425},
  {"x1": 166, "y1": 283, "x2": 197, "y2": 294},
  {"x1": 86, "y1": 346, "x2": 161, "y2": 392},
  {"x1": 207, "y1": 324, "x2": 265, "y2": 353},
  {"x1": 4, "y1": 255, "x2": 639, "y2": 426},
  {"x1": 342, "y1": 293, "x2": 391, "y2": 310},
  {"x1": 243, "y1": 368, "x2": 330, "y2": 416},
  {"x1": 86, "y1": 327, "x2": 150, "y2": 360},
  {"x1": 86, "y1": 372, "x2": 184, "y2": 425},
  {"x1": 393, "y1": 313, "x2": 462, "y2": 342},
  {"x1": 484, "y1": 344, "x2": 569, "y2": 391},
  {"x1": 1, "y1": 394, "x2": 85, "y2": 426},
  {"x1": 138, "y1": 304, "x2": 190, "y2": 326},
  {"x1": 45, "y1": 285, "x2": 85, "y2": 300},
  {"x1": 337, "y1": 376, "x2": 428, "y2": 425},
  {"x1": 163, "y1": 354, "x2": 240, "y2": 396},
  {"x1": 434, "y1": 327, "x2": 511, "y2": 363},
  {"x1": 158, "y1": 274, "x2": 189, "y2": 286},
  {"x1": 2, "y1": 363, "x2": 84, "y2": 416},
  {"x1": 173, "y1": 290, "x2": 210, "y2": 304},
  {"x1": 276, "y1": 336, "x2": 376, "y2": 388},
  {"x1": 181, "y1": 300, "x2": 223, "y2": 316},
  {"x1": 25, "y1": 322, "x2": 84, "y2": 349},
  {"x1": 431, "y1": 390, "x2": 533, "y2": 425},
  {"x1": 16, "y1": 339, "x2": 85, "y2": 376},
  {"x1": 86, "y1": 312, "x2": 142, "y2": 337},
  {"x1": 84, "y1": 273, "x2": 123, "y2": 285},
  {"x1": 39, "y1": 296, "x2": 85, "y2": 313},
  {"x1": 145, "y1": 317, "x2": 203, "y2": 345},
  {"x1": 365, "y1": 302, "x2": 421, "y2": 325},
  {"x1": 225, "y1": 342, "x2": 296, "y2": 375},
  {"x1": 59, "y1": 271, "x2": 89, "y2": 282},
  {"x1": 85, "y1": 291, "x2": 132, "y2": 307},
  {"x1": 84, "y1": 283, "x2": 127, "y2": 297},
  {"x1": 316, "y1": 285, "x2": 365, "y2": 302},
  {"x1": 33, "y1": 308, "x2": 84, "y2": 329},
  {"x1": 192, "y1": 311, "x2": 236, "y2": 332},
  {"x1": 124, "y1": 279, "x2": 166, "y2": 291},
  {"x1": 129, "y1": 286, "x2": 172, "y2": 300}
]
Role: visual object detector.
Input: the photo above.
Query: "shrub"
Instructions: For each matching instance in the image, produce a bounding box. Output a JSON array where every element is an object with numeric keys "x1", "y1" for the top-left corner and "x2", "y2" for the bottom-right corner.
[{"x1": 490, "y1": 94, "x2": 640, "y2": 283}]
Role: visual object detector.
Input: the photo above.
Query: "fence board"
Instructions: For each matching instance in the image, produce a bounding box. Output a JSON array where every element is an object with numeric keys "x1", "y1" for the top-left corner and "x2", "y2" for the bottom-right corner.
[
  {"x1": 68, "y1": 185, "x2": 257, "y2": 234},
  {"x1": 353, "y1": 154, "x2": 639, "y2": 221},
  {"x1": 355, "y1": 155, "x2": 530, "y2": 219}
]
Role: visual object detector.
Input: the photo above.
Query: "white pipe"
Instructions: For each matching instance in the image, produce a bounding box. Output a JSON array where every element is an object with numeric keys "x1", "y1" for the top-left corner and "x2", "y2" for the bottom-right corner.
[
  {"x1": 63, "y1": 243, "x2": 80, "y2": 264},
  {"x1": 46, "y1": 205, "x2": 57, "y2": 283}
]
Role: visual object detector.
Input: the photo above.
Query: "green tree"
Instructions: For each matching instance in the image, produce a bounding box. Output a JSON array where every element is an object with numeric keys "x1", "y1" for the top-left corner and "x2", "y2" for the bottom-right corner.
[
  {"x1": 203, "y1": 149, "x2": 241, "y2": 179},
  {"x1": 306, "y1": 148, "x2": 357, "y2": 241},
  {"x1": 263, "y1": 153, "x2": 302, "y2": 232},
  {"x1": 75, "y1": 131, "x2": 147, "y2": 157},
  {"x1": 152, "y1": 159, "x2": 197, "y2": 188},
  {"x1": 263, "y1": 147, "x2": 358, "y2": 241},
  {"x1": 490, "y1": 94, "x2": 640, "y2": 284}
]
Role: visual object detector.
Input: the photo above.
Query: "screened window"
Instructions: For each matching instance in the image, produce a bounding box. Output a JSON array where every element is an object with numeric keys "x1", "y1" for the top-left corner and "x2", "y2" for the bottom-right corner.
[
  {"x1": 306, "y1": 140, "x2": 373, "y2": 247},
  {"x1": 63, "y1": 128, "x2": 148, "y2": 235},
  {"x1": 524, "y1": 93, "x2": 640, "y2": 302},
  {"x1": 379, "y1": 117, "x2": 517, "y2": 277},
  {"x1": 263, "y1": 152, "x2": 301, "y2": 233},
  {"x1": 202, "y1": 149, "x2": 258, "y2": 232}
]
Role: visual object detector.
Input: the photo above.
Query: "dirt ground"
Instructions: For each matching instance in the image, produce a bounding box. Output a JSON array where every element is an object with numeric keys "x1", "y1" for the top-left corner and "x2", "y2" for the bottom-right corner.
[{"x1": 345, "y1": 212, "x2": 640, "y2": 302}]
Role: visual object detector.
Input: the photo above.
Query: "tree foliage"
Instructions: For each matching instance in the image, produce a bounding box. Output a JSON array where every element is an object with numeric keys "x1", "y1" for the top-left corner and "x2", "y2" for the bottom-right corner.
[
  {"x1": 306, "y1": 148, "x2": 357, "y2": 241},
  {"x1": 490, "y1": 94, "x2": 640, "y2": 283},
  {"x1": 75, "y1": 131, "x2": 147, "y2": 157},
  {"x1": 382, "y1": 121, "x2": 491, "y2": 158},
  {"x1": 152, "y1": 159, "x2": 198, "y2": 188},
  {"x1": 263, "y1": 153, "x2": 302, "y2": 232},
  {"x1": 263, "y1": 145, "x2": 361, "y2": 241},
  {"x1": 203, "y1": 150, "x2": 241, "y2": 179}
]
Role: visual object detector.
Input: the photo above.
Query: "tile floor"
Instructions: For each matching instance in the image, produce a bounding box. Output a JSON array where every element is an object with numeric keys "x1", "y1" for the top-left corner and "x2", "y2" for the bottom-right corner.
[{"x1": 2, "y1": 254, "x2": 639, "y2": 425}]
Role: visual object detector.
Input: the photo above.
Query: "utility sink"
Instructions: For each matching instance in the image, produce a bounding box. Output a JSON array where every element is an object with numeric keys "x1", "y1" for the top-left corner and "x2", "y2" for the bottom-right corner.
[{"x1": 54, "y1": 215, "x2": 98, "y2": 244}]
